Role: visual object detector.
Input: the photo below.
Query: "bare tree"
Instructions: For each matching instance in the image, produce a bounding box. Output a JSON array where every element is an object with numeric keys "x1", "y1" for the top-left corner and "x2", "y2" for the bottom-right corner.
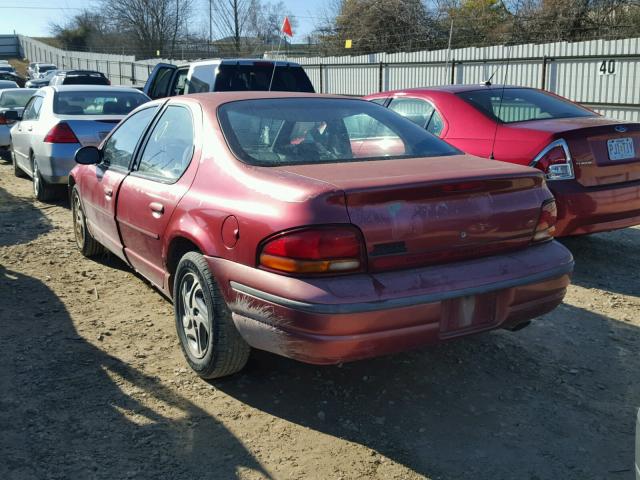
[{"x1": 101, "y1": 0, "x2": 193, "y2": 57}]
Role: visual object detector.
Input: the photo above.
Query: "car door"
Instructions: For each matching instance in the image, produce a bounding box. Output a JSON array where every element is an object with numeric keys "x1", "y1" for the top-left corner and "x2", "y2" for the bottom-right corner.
[
  {"x1": 143, "y1": 63, "x2": 177, "y2": 99},
  {"x1": 11, "y1": 94, "x2": 44, "y2": 173},
  {"x1": 116, "y1": 103, "x2": 200, "y2": 289},
  {"x1": 81, "y1": 106, "x2": 160, "y2": 261}
]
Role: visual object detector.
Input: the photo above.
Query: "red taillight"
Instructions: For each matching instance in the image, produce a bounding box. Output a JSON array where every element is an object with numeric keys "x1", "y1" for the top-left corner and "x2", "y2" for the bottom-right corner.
[
  {"x1": 44, "y1": 122, "x2": 79, "y2": 144},
  {"x1": 532, "y1": 140, "x2": 574, "y2": 181},
  {"x1": 532, "y1": 199, "x2": 557, "y2": 242},
  {"x1": 259, "y1": 226, "x2": 365, "y2": 275}
]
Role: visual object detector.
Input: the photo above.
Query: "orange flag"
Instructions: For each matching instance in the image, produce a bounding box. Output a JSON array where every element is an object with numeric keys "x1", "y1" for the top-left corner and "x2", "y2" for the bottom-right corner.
[{"x1": 281, "y1": 16, "x2": 293, "y2": 37}]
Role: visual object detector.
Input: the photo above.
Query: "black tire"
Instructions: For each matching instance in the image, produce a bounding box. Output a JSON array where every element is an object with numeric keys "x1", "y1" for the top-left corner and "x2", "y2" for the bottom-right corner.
[
  {"x1": 71, "y1": 186, "x2": 104, "y2": 258},
  {"x1": 32, "y1": 157, "x2": 59, "y2": 202},
  {"x1": 174, "y1": 252, "x2": 250, "y2": 379},
  {"x1": 11, "y1": 149, "x2": 26, "y2": 178}
]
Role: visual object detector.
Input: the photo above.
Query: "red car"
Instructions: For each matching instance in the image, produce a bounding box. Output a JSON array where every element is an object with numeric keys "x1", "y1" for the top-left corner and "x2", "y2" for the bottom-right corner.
[
  {"x1": 365, "y1": 86, "x2": 640, "y2": 236},
  {"x1": 70, "y1": 92, "x2": 573, "y2": 378}
]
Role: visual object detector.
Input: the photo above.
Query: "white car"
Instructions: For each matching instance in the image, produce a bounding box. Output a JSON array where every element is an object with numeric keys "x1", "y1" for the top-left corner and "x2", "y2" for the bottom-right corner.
[
  {"x1": 0, "y1": 88, "x2": 35, "y2": 158},
  {"x1": 9, "y1": 85, "x2": 149, "y2": 201}
]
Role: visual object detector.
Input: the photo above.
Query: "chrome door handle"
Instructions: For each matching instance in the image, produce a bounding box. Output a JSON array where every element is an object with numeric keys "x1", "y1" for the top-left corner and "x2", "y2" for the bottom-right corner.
[
  {"x1": 104, "y1": 188, "x2": 113, "y2": 198},
  {"x1": 149, "y1": 202, "x2": 164, "y2": 214}
]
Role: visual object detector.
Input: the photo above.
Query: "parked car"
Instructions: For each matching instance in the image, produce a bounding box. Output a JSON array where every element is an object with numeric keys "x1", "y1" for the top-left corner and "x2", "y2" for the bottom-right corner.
[
  {"x1": 69, "y1": 92, "x2": 574, "y2": 378},
  {"x1": 9, "y1": 85, "x2": 149, "y2": 200},
  {"x1": 0, "y1": 71, "x2": 25, "y2": 87},
  {"x1": 30, "y1": 63, "x2": 57, "y2": 79},
  {"x1": 143, "y1": 59, "x2": 314, "y2": 99},
  {"x1": 0, "y1": 80, "x2": 18, "y2": 90},
  {"x1": 0, "y1": 64, "x2": 16, "y2": 74},
  {"x1": 49, "y1": 70, "x2": 110, "y2": 86},
  {"x1": 0, "y1": 88, "x2": 35, "y2": 158},
  {"x1": 25, "y1": 69, "x2": 58, "y2": 88},
  {"x1": 365, "y1": 85, "x2": 640, "y2": 237}
]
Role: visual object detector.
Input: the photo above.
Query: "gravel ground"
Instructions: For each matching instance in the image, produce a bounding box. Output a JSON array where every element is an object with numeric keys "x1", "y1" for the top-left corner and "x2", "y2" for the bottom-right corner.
[{"x1": 0, "y1": 158, "x2": 639, "y2": 480}]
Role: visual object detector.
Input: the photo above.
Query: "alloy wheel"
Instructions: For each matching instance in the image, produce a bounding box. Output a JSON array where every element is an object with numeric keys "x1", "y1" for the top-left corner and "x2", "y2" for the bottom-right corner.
[
  {"x1": 72, "y1": 193, "x2": 85, "y2": 248},
  {"x1": 179, "y1": 272, "x2": 211, "y2": 359}
]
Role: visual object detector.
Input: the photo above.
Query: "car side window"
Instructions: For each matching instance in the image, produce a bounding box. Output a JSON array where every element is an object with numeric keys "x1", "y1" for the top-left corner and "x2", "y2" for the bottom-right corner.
[
  {"x1": 171, "y1": 69, "x2": 189, "y2": 96},
  {"x1": 22, "y1": 96, "x2": 43, "y2": 121},
  {"x1": 186, "y1": 65, "x2": 215, "y2": 94},
  {"x1": 102, "y1": 107, "x2": 158, "y2": 169},
  {"x1": 426, "y1": 110, "x2": 445, "y2": 136},
  {"x1": 388, "y1": 97, "x2": 435, "y2": 129},
  {"x1": 369, "y1": 98, "x2": 387, "y2": 106},
  {"x1": 136, "y1": 105, "x2": 194, "y2": 182}
]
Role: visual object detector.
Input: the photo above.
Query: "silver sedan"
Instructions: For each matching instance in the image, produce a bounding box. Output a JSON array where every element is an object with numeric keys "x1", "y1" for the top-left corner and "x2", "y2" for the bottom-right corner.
[{"x1": 10, "y1": 85, "x2": 150, "y2": 201}]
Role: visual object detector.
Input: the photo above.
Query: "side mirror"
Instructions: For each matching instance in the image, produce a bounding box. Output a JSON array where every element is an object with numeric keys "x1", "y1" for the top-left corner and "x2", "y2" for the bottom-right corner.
[
  {"x1": 75, "y1": 146, "x2": 101, "y2": 165},
  {"x1": 4, "y1": 110, "x2": 21, "y2": 122}
]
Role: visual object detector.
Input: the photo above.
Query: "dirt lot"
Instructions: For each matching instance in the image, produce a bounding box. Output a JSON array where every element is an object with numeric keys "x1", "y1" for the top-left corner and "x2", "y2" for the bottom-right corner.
[{"x1": 0, "y1": 159, "x2": 639, "y2": 480}]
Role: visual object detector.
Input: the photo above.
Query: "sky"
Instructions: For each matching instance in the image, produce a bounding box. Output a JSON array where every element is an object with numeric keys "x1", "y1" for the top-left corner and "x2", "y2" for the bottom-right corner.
[{"x1": 0, "y1": 0, "x2": 327, "y2": 41}]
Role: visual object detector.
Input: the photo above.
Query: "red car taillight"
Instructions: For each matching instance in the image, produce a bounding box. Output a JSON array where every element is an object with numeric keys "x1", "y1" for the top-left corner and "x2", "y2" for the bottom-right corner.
[
  {"x1": 531, "y1": 139, "x2": 574, "y2": 181},
  {"x1": 0, "y1": 113, "x2": 8, "y2": 125},
  {"x1": 44, "y1": 122, "x2": 79, "y2": 143},
  {"x1": 532, "y1": 199, "x2": 557, "y2": 242},
  {"x1": 258, "y1": 226, "x2": 366, "y2": 275}
]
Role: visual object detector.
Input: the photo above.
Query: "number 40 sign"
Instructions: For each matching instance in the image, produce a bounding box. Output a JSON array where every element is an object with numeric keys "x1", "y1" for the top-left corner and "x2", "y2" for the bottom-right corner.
[{"x1": 599, "y1": 59, "x2": 616, "y2": 75}]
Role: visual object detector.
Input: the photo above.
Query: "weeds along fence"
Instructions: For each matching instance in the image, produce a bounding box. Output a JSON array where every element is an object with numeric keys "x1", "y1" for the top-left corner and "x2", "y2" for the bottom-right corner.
[{"x1": 269, "y1": 37, "x2": 640, "y2": 122}]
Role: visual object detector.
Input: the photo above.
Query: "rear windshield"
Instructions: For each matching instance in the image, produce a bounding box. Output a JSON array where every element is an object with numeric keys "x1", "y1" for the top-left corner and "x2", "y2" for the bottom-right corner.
[
  {"x1": 218, "y1": 98, "x2": 460, "y2": 166},
  {"x1": 62, "y1": 75, "x2": 109, "y2": 85},
  {"x1": 0, "y1": 66, "x2": 13, "y2": 72},
  {"x1": 190, "y1": 64, "x2": 313, "y2": 93},
  {"x1": 457, "y1": 88, "x2": 595, "y2": 123},
  {"x1": 53, "y1": 91, "x2": 148, "y2": 116},
  {"x1": 38, "y1": 65, "x2": 56, "y2": 73},
  {"x1": 0, "y1": 90, "x2": 34, "y2": 108}
]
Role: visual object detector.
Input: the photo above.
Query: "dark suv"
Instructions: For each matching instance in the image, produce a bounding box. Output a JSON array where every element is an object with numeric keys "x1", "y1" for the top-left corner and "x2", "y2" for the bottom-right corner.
[
  {"x1": 49, "y1": 70, "x2": 110, "y2": 86},
  {"x1": 143, "y1": 59, "x2": 314, "y2": 99}
]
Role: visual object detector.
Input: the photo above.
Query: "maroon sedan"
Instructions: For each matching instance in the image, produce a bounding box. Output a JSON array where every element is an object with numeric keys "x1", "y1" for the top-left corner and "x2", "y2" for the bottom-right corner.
[
  {"x1": 365, "y1": 86, "x2": 640, "y2": 236},
  {"x1": 70, "y1": 92, "x2": 573, "y2": 378}
]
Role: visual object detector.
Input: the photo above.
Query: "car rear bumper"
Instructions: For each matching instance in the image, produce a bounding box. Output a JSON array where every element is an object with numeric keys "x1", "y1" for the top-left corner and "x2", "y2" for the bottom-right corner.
[
  {"x1": 551, "y1": 180, "x2": 640, "y2": 236},
  {"x1": 36, "y1": 143, "x2": 79, "y2": 185},
  {"x1": 206, "y1": 241, "x2": 574, "y2": 365}
]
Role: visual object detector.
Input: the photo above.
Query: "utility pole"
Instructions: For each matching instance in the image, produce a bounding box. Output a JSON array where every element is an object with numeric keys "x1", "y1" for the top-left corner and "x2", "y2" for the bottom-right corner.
[{"x1": 209, "y1": 0, "x2": 212, "y2": 56}]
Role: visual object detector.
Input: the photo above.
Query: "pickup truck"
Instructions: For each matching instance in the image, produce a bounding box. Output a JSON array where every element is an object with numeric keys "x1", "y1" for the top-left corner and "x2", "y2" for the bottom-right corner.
[{"x1": 143, "y1": 59, "x2": 315, "y2": 99}]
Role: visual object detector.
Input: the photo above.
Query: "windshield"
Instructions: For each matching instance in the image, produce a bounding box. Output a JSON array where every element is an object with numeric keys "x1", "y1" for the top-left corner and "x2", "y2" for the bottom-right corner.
[
  {"x1": 0, "y1": 90, "x2": 34, "y2": 108},
  {"x1": 53, "y1": 91, "x2": 148, "y2": 116},
  {"x1": 39, "y1": 65, "x2": 56, "y2": 73},
  {"x1": 457, "y1": 88, "x2": 595, "y2": 123},
  {"x1": 218, "y1": 98, "x2": 460, "y2": 166},
  {"x1": 0, "y1": 66, "x2": 14, "y2": 72}
]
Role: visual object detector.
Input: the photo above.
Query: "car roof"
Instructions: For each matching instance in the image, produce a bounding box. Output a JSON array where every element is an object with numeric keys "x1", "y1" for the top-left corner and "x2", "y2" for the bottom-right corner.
[
  {"x1": 374, "y1": 84, "x2": 536, "y2": 96},
  {"x1": 0, "y1": 88, "x2": 35, "y2": 93},
  {"x1": 56, "y1": 70, "x2": 106, "y2": 76},
  {"x1": 46, "y1": 85, "x2": 144, "y2": 93},
  {"x1": 180, "y1": 58, "x2": 302, "y2": 68},
  {"x1": 161, "y1": 91, "x2": 354, "y2": 110},
  {"x1": 37, "y1": 63, "x2": 57, "y2": 67}
]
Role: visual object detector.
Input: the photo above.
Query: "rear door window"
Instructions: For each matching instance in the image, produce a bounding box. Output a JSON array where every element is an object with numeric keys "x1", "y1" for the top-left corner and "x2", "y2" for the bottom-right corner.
[
  {"x1": 187, "y1": 65, "x2": 215, "y2": 93},
  {"x1": 22, "y1": 96, "x2": 43, "y2": 121},
  {"x1": 388, "y1": 98, "x2": 435, "y2": 129}
]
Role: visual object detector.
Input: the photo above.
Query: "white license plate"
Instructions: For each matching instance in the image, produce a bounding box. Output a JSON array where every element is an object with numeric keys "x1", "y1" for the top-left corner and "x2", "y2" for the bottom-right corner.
[{"x1": 607, "y1": 137, "x2": 635, "y2": 161}]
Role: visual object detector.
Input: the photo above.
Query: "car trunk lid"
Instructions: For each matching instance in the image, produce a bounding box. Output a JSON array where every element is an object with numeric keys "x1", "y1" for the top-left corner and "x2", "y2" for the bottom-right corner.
[
  {"x1": 56, "y1": 117, "x2": 123, "y2": 147},
  {"x1": 278, "y1": 155, "x2": 549, "y2": 272},
  {"x1": 514, "y1": 117, "x2": 640, "y2": 187}
]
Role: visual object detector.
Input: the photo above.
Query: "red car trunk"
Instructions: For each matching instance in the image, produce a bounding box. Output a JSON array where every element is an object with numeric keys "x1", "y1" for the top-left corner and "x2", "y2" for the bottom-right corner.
[
  {"x1": 513, "y1": 117, "x2": 640, "y2": 187},
  {"x1": 280, "y1": 155, "x2": 549, "y2": 272}
]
